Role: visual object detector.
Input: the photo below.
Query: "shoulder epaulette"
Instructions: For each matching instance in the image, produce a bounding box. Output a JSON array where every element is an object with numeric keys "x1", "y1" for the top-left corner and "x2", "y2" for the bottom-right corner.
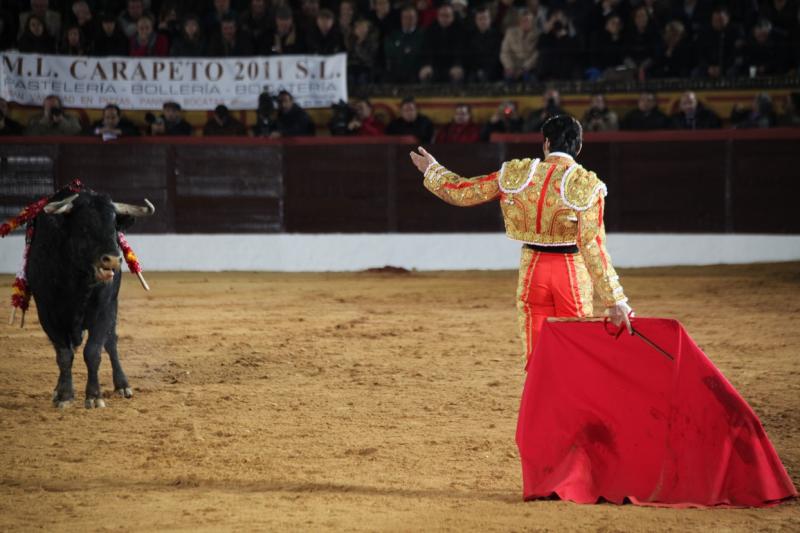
[{"x1": 561, "y1": 165, "x2": 607, "y2": 212}]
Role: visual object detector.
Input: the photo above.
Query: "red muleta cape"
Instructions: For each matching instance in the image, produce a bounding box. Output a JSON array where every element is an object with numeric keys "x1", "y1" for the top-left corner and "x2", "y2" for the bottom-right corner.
[{"x1": 516, "y1": 318, "x2": 797, "y2": 507}]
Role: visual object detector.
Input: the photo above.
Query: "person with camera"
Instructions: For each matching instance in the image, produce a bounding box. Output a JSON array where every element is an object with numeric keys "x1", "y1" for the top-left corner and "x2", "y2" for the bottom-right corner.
[
  {"x1": 523, "y1": 88, "x2": 567, "y2": 133},
  {"x1": 89, "y1": 103, "x2": 140, "y2": 140},
  {"x1": 581, "y1": 92, "x2": 619, "y2": 132},
  {"x1": 480, "y1": 100, "x2": 524, "y2": 141},
  {"x1": 147, "y1": 102, "x2": 192, "y2": 136},
  {"x1": 203, "y1": 104, "x2": 247, "y2": 136},
  {"x1": 25, "y1": 95, "x2": 82, "y2": 136},
  {"x1": 347, "y1": 98, "x2": 385, "y2": 136},
  {"x1": 0, "y1": 98, "x2": 24, "y2": 136},
  {"x1": 252, "y1": 92, "x2": 278, "y2": 137}
]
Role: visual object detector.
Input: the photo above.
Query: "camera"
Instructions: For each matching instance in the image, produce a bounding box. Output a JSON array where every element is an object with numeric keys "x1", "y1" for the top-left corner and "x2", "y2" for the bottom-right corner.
[
  {"x1": 328, "y1": 100, "x2": 355, "y2": 136},
  {"x1": 144, "y1": 112, "x2": 164, "y2": 126},
  {"x1": 50, "y1": 107, "x2": 62, "y2": 117}
]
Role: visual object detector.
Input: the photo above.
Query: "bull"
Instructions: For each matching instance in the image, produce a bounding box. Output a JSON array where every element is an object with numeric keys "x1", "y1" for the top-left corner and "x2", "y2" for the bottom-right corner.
[{"x1": 28, "y1": 190, "x2": 154, "y2": 408}]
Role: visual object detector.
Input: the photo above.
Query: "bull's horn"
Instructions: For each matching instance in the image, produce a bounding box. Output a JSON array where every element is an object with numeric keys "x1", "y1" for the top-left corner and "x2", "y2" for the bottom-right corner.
[
  {"x1": 113, "y1": 199, "x2": 155, "y2": 217},
  {"x1": 43, "y1": 194, "x2": 78, "y2": 215}
]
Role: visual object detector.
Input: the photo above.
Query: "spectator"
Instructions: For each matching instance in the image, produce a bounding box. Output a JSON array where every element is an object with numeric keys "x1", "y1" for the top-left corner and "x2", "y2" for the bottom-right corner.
[
  {"x1": 591, "y1": 12, "x2": 627, "y2": 72},
  {"x1": 524, "y1": 88, "x2": 567, "y2": 132},
  {"x1": 18, "y1": 0, "x2": 61, "y2": 42},
  {"x1": 239, "y1": 0, "x2": 274, "y2": 49},
  {"x1": 207, "y1": 16, "x2": 254, "y2": 56},
  {"x1": 386, "y1": 96, "x2": 434, "y2": 143},
  {"x1": 625, "y1": 5, "x2": 660, "y2": 72},
  {"x1": 0, "y1": 98, "x2": 24, "y2": 136},
  {"x1": 18, "y1": 15, "x2": 56, "y2": 53},
  {"x1": 465, "y1": 5, "x2": 502, "y2": 82},
  {"x1": 620, "y1": 91, "x2": 669, "y2": 130},
  {"x1": 94, "y1": 12, "x2": 129, "y2": 56},
  {"x1": 415, "y1": 0, "x2": 438, "y2": 28},
  {"x1": 170, "y1": 15, "x2": 204, "y2": 56},
  {"x1": 536, "y1": 9, "x2": 582, "y2": 81},
  {"x1": 148, "y1": 101, "x2": 192, "y2": 136},
  {"x1": 419, "y1": 3, "x2": 466, "y2": 83},
  {"x1": 480, "y1": 100, "x2": 524, "y2": 141},
  {"x1": 370, "y1": 0, "x2": 399, "y2": 40},
  {"x1": 777, "y1": 91, "x2": 800, "y2": 127},
  {"x1": 494, "y1": 0, "x2": 519, "y2": 33},
  {"x1": 156, "y1": 4, "x2": 180, "y2": 44},
  {"x1": 118, "y1": 0, "x2": 149, "y2": 39},
  {"x1": 696, "y1": 6, "x2": 745, "y2": 78},
  {"x1": 266, "y1": 6, "x2": 305, "y2": 54},
  {"x1": 70, "y1": 1, "x2": 98, "y2": 46},
  {"x1": 203, "y1": 104, "x2": 246, "y2": 136},
  {"x1": 671, "y1": 0, "x2": 710, "y2": 41},
  {"x1": 252, "y1": 92, "x2": 278, "y2": 137},
  {"x1": 731, "y1": 93, "x2": 777, "y2": 129},
  {"x1": 586, "y1": 0, "x2": 627, "y2": 38},
  {"x1": 500, "y1": 8, "x2": 540, "y2": 82},
  {"x1": 435, "y1": 103, "x2": 480, "y2": 143},
  {"x1": 25, "y1": 95, "x2": 81, "y2": 136},
  {"x1": 299, "y1": 0, "x2": 321, "y2": 36},
  {"x1": 347, "y1": 98, "x2": 385, "y2": 136},
  {"x1": 451, "y1": 0, "x2": 469, "y2": 22},
  {"x1": 347, "y1": 18, "x2": 379, "y2": 86},
  {"x1": 306, "y1": 9, "x2": 345, "y2": 54},
  {"x1": 742, "y1": 18, "x2": 792, "y2": 76},
  {"x1": 129, "y1": 14, "x2": 168, "y2": 56},
  {"x1": 90, "y1": 104, "x2": 140, "y2": 140},
  {"x1": 670, "y1": 91, "x2": 721, "y2": 129},
  {"x1": 61, "y1": 24, "x2": 90, "y2": 55},
  {"x1": 761, "y1": 0, "x2": 799, "y2": 37},
  {"x1": 275, "y1": 91, "x2": 315, "y2": 137},
  {"x1": 338, "y1": 0, "x2": 356, "y2": 41},
  {"x1": 648, "y1": 19, "x2": 694, "y2": 78},
  {"x1": 582, "y1": 93, "x2": 618, "y2": 131},
  {"x1": 205, "y1": 0, "x2": 236, "y2": 37},
  {"x1": 383, "y1": 5, "x2": 423, "y2": 83}
]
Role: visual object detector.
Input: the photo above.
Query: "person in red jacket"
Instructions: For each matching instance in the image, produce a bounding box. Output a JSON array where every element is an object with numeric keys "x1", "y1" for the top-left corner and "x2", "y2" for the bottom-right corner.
[
  {"x1": 129, "y1": 14, "x2": 168, "y2": 56},
  {"x1": 434, "y1": 103, "x2": 480, "y2": 143},
  {"x1": 347, "y1": 98, "x2": 385, "y2": 136}
]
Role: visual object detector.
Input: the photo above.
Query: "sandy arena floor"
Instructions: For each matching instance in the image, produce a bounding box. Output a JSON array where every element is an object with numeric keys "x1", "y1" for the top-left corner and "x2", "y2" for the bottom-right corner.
[{"x1": 0, "y1": 263, "x2": 798, "y2": 532}]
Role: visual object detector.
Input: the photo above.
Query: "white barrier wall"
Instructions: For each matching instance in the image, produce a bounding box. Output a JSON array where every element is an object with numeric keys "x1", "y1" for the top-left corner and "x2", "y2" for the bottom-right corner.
[{"x1": 2, "y1": 233, "x2": 799, "y2": 273}]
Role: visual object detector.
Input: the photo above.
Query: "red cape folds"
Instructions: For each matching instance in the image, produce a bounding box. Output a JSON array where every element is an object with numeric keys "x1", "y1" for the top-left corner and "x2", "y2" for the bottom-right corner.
[{"x1": 516, "y1": 318, "x2": 797, "y2": 507}]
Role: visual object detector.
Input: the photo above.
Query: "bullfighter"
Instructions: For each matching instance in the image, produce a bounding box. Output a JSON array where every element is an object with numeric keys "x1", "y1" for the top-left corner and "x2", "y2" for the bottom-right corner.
[{"x1": 409, "y1": 114, "x2": 632, "y2": 362}]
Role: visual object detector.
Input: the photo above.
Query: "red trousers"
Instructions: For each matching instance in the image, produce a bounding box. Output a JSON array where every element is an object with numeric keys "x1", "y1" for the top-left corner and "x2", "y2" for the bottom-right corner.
[{"x1": 516, "y1": 248, "x2": 593, "y2": 361}]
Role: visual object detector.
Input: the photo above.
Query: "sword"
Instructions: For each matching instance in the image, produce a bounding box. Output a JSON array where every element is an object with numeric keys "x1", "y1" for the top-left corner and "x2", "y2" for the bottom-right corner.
[
  {"x1": 630, "y1": 325, "x2": 674, "y2": 361},
  {"x1": 547, "y1": 316, "x2": 675, "y2": 361}
]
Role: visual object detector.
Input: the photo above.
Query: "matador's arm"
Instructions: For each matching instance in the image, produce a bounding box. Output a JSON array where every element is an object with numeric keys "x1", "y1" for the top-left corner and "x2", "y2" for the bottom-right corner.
[
  {"x1": 422, "y1": 161, "x2": 501, "y2": 207},
  {"x1": 576, "y1": 193, "x2": 628, "y2": 308}
]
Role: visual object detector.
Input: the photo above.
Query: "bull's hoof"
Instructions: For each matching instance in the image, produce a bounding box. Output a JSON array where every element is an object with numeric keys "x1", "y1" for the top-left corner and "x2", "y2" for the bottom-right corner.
[
  {"x1": 56, "y1": 400, "x2": 73, "y2": 409},
  {"x1": 85, "y1": 398, "x2": 106, "y2": 409},
  {"x1": 115, "y1": 387, "x2": 133, "y2": 398}
]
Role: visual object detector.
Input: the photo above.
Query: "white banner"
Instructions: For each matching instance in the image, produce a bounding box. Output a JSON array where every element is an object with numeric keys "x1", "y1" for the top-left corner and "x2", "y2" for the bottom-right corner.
[{"x1": 0, "y1": 51, "x2": 347, "y2": 110}]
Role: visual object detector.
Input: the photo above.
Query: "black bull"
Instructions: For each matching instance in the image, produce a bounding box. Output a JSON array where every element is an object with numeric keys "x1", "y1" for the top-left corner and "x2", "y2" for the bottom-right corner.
[{"x1": 27, "y1": 191, "x2": 154, "y2": 408}]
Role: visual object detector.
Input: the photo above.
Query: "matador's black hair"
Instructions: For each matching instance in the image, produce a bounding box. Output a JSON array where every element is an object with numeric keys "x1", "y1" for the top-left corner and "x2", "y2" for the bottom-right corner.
[{"x1": 541, "y1": 114, "x2": 582, "y2": 157}]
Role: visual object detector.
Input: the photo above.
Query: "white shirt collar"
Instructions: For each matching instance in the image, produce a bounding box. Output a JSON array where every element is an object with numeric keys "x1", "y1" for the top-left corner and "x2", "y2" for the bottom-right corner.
[{"x1": 546, "y1": 151, "x2": 574, "y2": 161}]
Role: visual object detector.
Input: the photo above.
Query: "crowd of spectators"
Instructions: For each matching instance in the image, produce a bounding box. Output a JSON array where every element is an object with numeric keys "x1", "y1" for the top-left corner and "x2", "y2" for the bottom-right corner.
[
  {"x1": 3, "y1": 89, "x2": 800, "y2": 141},
  {"x1": 1, "y1": 0, "x2": 799, "y2": 87}
]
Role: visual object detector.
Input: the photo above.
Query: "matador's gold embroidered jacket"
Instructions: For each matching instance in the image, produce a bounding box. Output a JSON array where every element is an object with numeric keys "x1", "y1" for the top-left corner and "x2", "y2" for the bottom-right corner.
[{"x1": 423, "y1": 154, "x2": 627, "y2": 307}]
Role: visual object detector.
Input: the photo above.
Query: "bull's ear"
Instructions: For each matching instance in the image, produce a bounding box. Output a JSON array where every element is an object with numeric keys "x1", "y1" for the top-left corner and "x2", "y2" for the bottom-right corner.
[{"x1": 116, "y1": 214, "x2": 136, "y2": 231}]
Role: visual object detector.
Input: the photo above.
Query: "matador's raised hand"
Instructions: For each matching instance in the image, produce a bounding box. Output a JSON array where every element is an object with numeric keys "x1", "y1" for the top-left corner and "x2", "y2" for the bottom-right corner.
[{"x1": 409, "y1": 146, "x2": 436, "y2": 174}]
